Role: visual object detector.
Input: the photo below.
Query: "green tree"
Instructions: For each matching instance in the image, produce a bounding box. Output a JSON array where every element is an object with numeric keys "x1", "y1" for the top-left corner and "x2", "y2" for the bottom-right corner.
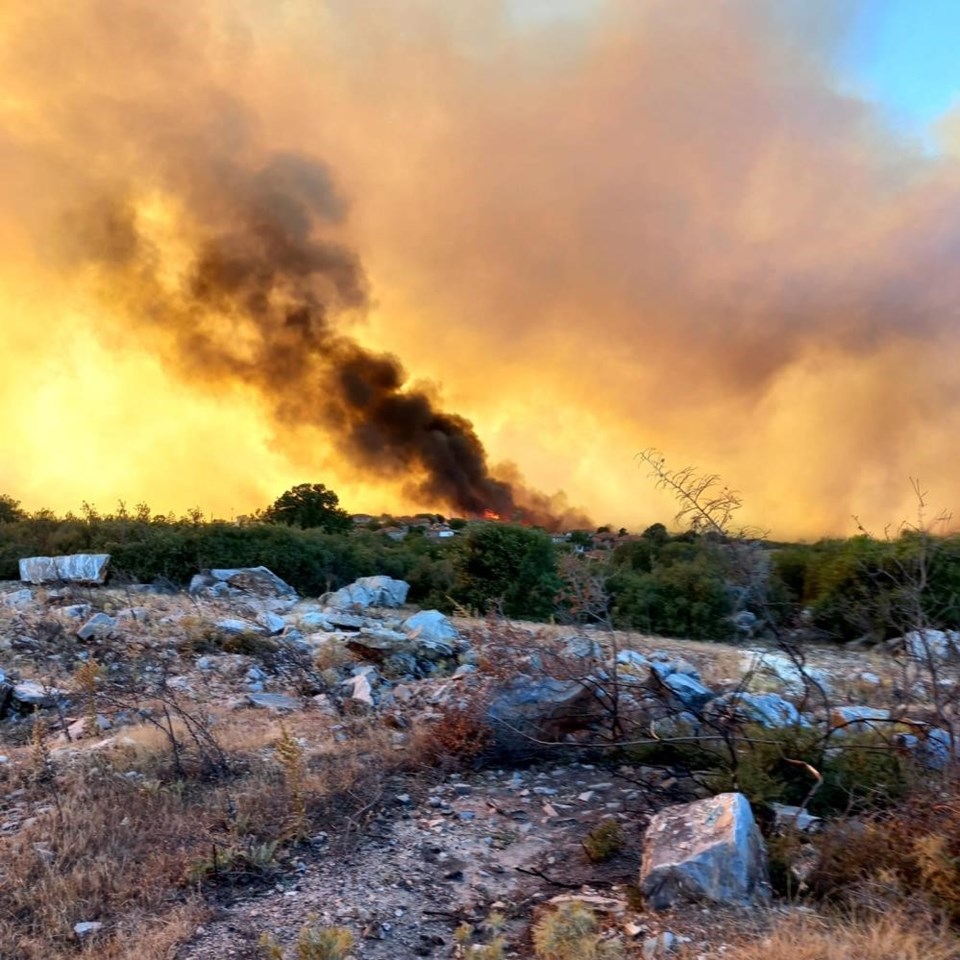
[
  {"x1": 0, "y1": 495, "x2": 24, "y2": 523},
  {"x1": 263, "y1": 483, "x2": 351, "y2": 533},
  {"x1": 452, "y1": 522, "x2": 561, "y2": 619}
]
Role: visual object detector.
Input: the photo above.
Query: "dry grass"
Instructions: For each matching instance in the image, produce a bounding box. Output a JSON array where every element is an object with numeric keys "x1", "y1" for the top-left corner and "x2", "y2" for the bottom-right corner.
[
  {"x1": 0, "y1": 705, "x2": 404, "y2": 959},
  {"x1": 733, "y1": 911, "x2": 960, "y2": 960}
]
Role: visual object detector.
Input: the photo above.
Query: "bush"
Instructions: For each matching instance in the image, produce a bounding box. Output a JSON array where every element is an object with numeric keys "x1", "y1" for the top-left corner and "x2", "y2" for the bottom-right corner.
[
  {"x1": 0, "y1": 512, "x2": 456, "y2": 602},
  {"x1": 809, "y1": 781, "x2": 960, "y2": 924},
  {"x1": 581, "y1": 819, "x2": 623, "y2": 864},
  {"x1": 452, "y1": 523, "x2": 561, "y2": 620},
  {"x1": 709, "y1": 725, "x2": 912, "y2": 817},
  {"x1": 531, "y1": 901, "x2": 622, "y2": 959}
]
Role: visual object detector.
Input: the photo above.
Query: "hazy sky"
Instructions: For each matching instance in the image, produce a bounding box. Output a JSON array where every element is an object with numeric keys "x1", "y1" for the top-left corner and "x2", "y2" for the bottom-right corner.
[{"x1": 4, "y1": 0, "x2": 960, "y2": 537}]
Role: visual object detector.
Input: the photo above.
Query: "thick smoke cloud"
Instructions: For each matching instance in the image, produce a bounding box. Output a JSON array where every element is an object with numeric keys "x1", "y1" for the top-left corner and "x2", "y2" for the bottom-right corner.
[
  {"x1": 64, "y1": 148, "x2": 574, "y2": 525},
  {"x1": 3, "y1": 0, "x2": 960, "y2": 535}
]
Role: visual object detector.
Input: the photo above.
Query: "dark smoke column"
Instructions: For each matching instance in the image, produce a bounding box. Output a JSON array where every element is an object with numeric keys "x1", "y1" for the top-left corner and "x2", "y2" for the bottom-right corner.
[{"x1": 71, "y1": 150, "x2": 573, "y2": 527}]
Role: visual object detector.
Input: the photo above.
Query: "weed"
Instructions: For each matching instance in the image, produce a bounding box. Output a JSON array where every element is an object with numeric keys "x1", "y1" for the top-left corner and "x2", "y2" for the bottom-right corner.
[
  {"x1": 582, "y1": 819, "x2": 624, "y2": 864},
  {"x1": 275, "y1": 722, "x2": 308, "y2": 839},
  {"x1": 186, "y1": 839, "x2": 279, "y2": 887},
  {"x1": 73, "y1": 659, "x2": 102, "y2": 738},
  {"x1": 809, "y1": 779, "x2": 960, "y2": 923},
  {"x1": 730, "y1": 909, "x2": 960, "y2": 960},
  {"x1": 413, "y1": 702, "x2": 493, "y2": 769},
  {"x1": 260, "y1": 917, "x2": 354, "y2": 960},
  {"x1": 532, "y1": 901, "x2": 623, "y2": 959}
]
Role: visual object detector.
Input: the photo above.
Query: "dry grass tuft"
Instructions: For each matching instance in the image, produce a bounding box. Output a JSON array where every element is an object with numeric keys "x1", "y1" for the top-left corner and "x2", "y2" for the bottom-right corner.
[{"x1": 733, "y1": 911, "x2": 960, "y2": 960}]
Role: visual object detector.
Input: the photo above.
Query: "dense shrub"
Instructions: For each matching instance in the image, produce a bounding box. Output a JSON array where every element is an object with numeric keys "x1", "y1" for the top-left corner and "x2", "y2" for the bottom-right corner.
[
  {"x1": 771, "y1": 533, "x2": 960, "y2": 642},
  {"x1": 809, "y1": 780, "x2": 960, "y2": 925},
  {"x1": 451, "y1": 522, "x2": 561, "y2": 620},
  {"x1": 0, "y1": 514, "x2": 454, "y2": 603}
]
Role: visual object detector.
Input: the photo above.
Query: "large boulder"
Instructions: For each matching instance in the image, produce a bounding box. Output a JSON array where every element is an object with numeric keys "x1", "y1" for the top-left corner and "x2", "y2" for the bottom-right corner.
[
  {"x1": 658, "y1": 672, "x2": 715, "y2": 712},
  {"x1": 324, "y1": 576, "x2": 410, "y2": 611},
  {"x1": 640, "y1": 792, "x2": 769, "y2": 910},
  {"x1": 486, "y1": 675, "x2": 603, "y2": 756},
  {"x1": 76, "y1": 613, "x2": 118, "y2": 641},
  {"x1": 19, "y1": 554, "x2": 110, "y2": 585},
  {"x1": 829, "y1": 705, "x2": 891, "y2": 734},
  {"x1": 345, "y1": 613, "x2": 464, "y2": 674},
  {"x1": 11, "y1": 680, "x2": 70, "y2": 710}
]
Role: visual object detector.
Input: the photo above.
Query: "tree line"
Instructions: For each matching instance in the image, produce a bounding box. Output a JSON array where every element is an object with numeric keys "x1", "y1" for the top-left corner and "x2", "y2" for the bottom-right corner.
[{"x1": 2, "y1": 484, "x2": 960, "y2": 644}]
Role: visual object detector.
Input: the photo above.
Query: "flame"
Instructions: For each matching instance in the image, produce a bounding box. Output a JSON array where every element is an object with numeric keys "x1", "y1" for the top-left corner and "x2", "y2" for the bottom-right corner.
[{"x1": 482, "y1": 509, "x2": 502, "y2": 521}]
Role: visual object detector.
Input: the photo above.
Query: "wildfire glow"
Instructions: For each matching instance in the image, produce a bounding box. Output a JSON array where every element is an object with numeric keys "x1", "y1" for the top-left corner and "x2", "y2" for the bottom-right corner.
[{"x1": 2, "y1": 1, "x2": 960, "y2": 537}]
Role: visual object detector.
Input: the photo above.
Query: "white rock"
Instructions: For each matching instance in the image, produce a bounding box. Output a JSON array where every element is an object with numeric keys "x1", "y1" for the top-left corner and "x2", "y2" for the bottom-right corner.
[
  {"x1": 209, "y1": 566, "x2": 297, "y2": 599},
  {"x1": 299, "y1": 611, "x2": 333, "y2": 631},
  {"x1": 215, "y1": 618, "x2": 267, "y2": 636},
  {"x1": 325, "y1": 576, "x2": 410, "y2": 611},
  {"x1": 343, "y1": 673, "x2": 374, "y2": 706},
  {"x1": 770, "y1": 803, "x2": 821, "y2": 834},
  {"x1": 660, "y1": 673, "x2": 714, "y2": 711},
  {"x1": 62, "y1": 604, "x2": 93, "y2": 619},
  {"x1": 742, "y1": 651, "x2": 831, "y2": 696},
  {"x1": 76, "y1": 613, "x2": 117, "y2": 641},
  {"x1": 247, "y1": 692, "x2": 298, "y2": 711},
  {"x1": 259, "y1": 612, "x2": 287, "y2": 635},
  {"x1": 640, "y1": 792, "x2": 769, "y2": 909},
  {"x1": 829, "y1": 705, "x2": 890, "y2": 734},
  {"x1": 616, "y1": 649, "x2": 651, "y2": 670},
  {"x1": 403, "y1": 610, "x2": 460, "y2": 656},
  {"x1": 902, "y1": 629, "x2": 960, "y2": 661},
  {"x1": 706, "y1": 692, "x2": 804, "y2": 729},
  {"x1": 20, "y1": 554, "x2": 110, "y2": 585},
  {"x1": 2, "y1": 588, "x2": 33, "y2": 608},
  {"x1": 74, "y1": 921, "x2": 103, "y2": 939},
  {"x1": 12, "y1": 680, "x2": 69, "y2": 708}
]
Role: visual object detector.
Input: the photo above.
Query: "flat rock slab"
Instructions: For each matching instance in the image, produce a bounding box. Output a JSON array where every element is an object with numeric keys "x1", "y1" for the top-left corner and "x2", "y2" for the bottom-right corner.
[
  {"x1": 20, "y1": 554, "x2": 110, "y2": 585},
  {"x1": 640, "y1": 792, "x2": 769, "y2": 910},
  {"x1": 210, "y1": 567, "x2": 296, "y2": 596},
  {"x1": 76, "y1": 613, "x2": 117, "y2": 640},
  {"x1": 217, "y1": 619, "x2": 267, "y2": 636},
  {"x1": 2, "y1": 588, "x2": 33, "y2": 608},
  {"x1": 12, "y1": 680, "x2": 70, "y2": 708},
  {"x1": 246, "y1": 693, "x2": 299, "y2": 712}
]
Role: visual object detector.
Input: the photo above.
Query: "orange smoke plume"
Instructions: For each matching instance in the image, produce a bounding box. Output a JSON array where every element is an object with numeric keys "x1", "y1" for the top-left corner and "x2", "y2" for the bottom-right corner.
[{"x1": 1, "y1": 1, "x2": 960, "y2": 536}]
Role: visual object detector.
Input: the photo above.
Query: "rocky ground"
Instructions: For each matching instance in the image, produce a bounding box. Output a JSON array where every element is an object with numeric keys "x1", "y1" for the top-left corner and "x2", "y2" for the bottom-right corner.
[{"x1": 0, "y1": 561, "x2": 956, "y2": 958}]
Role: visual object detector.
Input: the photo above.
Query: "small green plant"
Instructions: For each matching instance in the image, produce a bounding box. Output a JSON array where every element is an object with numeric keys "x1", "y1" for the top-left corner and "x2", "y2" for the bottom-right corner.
[
  {"x1": 582, "y1": 819, "x2": 624, "y2": 863},
  {"x1": 187, "y1": 840, "x2": 279, "y2": 887},
  {"x1": 532, "y1": 901, "x2": 623, "y2": 960},
  {"x1": 260, "y1": 917, "x2": 355, "y2": 960},
  {"x1": 453, "y1": 912, "x2": 507, "y2": 959}
]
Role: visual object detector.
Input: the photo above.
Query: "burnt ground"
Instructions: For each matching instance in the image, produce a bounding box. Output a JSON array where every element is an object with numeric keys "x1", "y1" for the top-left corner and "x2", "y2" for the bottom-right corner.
[{"x1": 175, "y1": 760, "x2": 701, "y2": 959}]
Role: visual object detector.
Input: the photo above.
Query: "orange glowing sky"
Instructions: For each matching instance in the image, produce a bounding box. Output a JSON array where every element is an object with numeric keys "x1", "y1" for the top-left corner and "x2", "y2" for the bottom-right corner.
[{"x1": 3, "y1": 1, "x2": 960, "y2": 537}]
